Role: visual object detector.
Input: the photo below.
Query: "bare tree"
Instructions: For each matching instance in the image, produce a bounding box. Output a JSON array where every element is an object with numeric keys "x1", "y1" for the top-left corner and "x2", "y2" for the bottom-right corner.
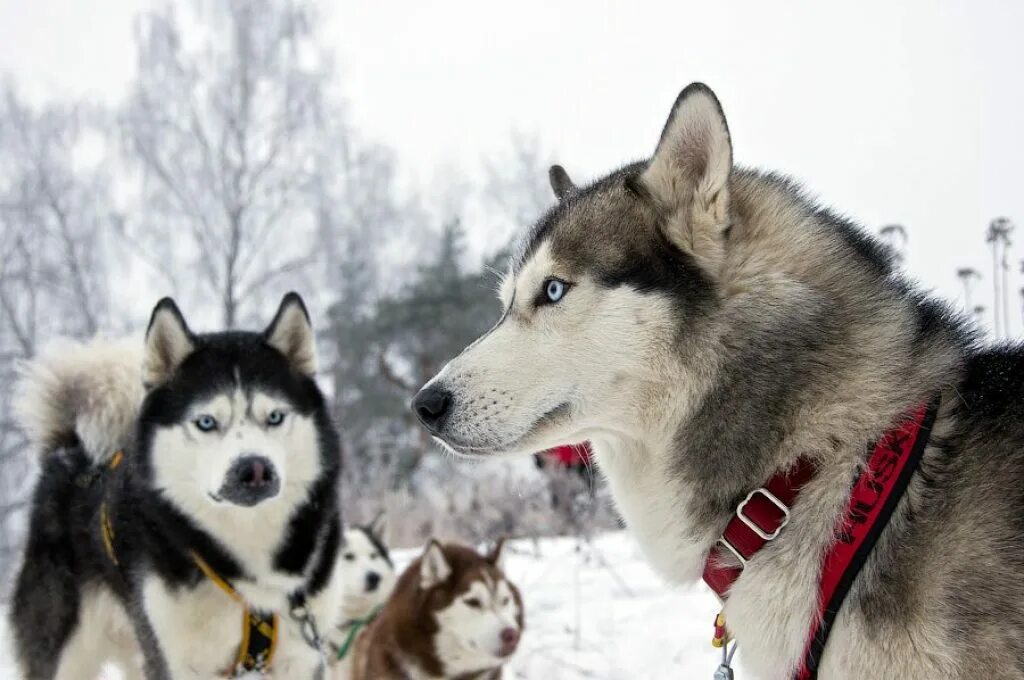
[
  {"x1": 120, "y1": 0, "x2": 332, "y2": 327},
  {"x1": 0, "y1": 84, "x2": 113, "y2": 587}
]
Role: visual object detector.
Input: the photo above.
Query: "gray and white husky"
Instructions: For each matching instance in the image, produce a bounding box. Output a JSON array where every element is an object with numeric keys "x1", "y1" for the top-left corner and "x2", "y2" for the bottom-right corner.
[
  {"x1": 413, "y1": 83, "x2": 1024, "y2": 678},
  {"x1": 11, "y1": 293, "x2": 343, "y2": 679}
]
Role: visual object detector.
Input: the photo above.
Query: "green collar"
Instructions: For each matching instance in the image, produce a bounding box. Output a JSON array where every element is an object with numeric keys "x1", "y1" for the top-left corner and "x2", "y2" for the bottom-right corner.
[{"x1": 336, "y1": 605, "x2": 383, "y2": 661}]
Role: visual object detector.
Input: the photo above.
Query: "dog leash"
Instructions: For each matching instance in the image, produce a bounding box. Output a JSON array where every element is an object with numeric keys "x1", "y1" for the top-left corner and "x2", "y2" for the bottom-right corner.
[
  {"x1": 703, "y1": 396, "x2": 939, "y2": 679},
  {"x1": 289, "y1": 590, "x2": 326, "y2": 655}
]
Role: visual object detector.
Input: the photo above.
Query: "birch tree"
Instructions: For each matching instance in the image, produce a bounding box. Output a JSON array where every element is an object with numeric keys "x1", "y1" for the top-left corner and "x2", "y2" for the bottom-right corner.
[{"x1": 121, "y1": 0, "x2": 331, "y2": 327}]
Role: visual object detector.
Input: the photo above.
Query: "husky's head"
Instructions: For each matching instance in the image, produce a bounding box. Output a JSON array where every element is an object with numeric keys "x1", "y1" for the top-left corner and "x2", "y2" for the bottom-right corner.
[
  {"x1": 417, "y1": 540, "x2": 523, "y2": 668},
  {"x1": 413, "y1": 83, "x2": 739, "y2": 457},
  {"x1": 137, "y1": 293, "x2": 338, "y2": 540},
  {"x1": 337, "y1": 514, "x2": 396, "y2": 619}
]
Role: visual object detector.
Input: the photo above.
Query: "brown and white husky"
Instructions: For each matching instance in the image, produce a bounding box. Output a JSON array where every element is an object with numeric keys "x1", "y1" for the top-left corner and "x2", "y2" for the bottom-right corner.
[{"x1": 349, "y1": 540, "x2": 523, "y2": 680}]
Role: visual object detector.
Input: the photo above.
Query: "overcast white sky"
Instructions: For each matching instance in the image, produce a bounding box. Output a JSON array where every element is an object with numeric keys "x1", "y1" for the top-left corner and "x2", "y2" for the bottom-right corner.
[{"x1": 2, "y1": 0, "x2": 1022, "y2": 335}]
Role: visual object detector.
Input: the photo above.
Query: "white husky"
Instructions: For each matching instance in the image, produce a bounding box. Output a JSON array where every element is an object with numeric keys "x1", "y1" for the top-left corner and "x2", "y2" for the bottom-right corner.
[{"x1": 328, "y1": 516, "x2": 396, "y2": 679}]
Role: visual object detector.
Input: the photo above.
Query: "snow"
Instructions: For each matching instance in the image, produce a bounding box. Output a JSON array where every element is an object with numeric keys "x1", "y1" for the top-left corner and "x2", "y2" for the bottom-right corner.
[
  {"x1": 0, "y1": 531, "x2": 753, "y2": 679},
  {"x1": 474, "y1": 532, "x2": 748, "y2": 679},
  {"x1": 390, "y1": 531, "x2": 750, "y2": 678}
]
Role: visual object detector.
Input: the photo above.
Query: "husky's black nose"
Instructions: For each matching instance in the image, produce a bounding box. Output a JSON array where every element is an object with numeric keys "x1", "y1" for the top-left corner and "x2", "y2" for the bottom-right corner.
[
  {"x1": 365, "y1": 571, "x2": 381, "y2": 592},
  {"x1": 217, "y1": 455, "x2": 280, "y2": 507},
  {"x1": 412, "y1": 384, "x2": 452, "y2": 433}
]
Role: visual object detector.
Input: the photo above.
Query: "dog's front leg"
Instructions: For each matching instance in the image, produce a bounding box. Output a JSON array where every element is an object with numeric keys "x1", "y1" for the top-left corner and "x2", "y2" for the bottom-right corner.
[{"x1": 140, "y1": 577, "x2": 245, "y2": 680}]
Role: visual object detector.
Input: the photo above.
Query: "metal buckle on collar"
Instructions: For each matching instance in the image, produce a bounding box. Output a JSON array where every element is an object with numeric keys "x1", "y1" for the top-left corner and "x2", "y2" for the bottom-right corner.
[{"x1": 736, "y1": 487, "x2": 791, "y2": 540}]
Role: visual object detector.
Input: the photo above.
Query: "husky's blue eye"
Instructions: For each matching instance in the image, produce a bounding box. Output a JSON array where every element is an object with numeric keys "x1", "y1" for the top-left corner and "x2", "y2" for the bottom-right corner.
[
  {"x1": 542, "y1": 278, "x2": 569, "y2": 304},
  {"x1": 194, "y1": 415, "x2": 218, "y2": 432},
  {"x1": 266, "y1": 409, "x2": 286, "y2": 427}
]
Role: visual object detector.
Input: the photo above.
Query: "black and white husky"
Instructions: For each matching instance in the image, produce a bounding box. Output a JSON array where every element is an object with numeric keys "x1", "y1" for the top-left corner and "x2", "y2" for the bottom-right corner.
[
  {"x1": 10, "y1": 293, "x2": 342, "y2": 679},
  {"x1": 414, "y1": 84, "x2": 1024, "y2": 678}
]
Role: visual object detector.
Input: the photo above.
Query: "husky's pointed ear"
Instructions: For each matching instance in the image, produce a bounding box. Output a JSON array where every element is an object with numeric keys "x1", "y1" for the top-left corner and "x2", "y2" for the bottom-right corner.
[
  {"x1": 486, "y1": 537, "x2": 508, "y2": 569},
  {"x1": 640, "y1": 83, "x2": 732, "y2": 273},
  {"x1": 264, "y1": 292, "x2": 316, "y2": 376},
  {"x1": 144, "y1": 298, "x2": 195, "y2": 389},
  {"x1": 420, "y1": 540, "x2": 451, "y2": 589},
  {"x1": 549, "y1": 165, "x2": 575, "y2": 200},
  {"x1": 369, "y1": 511, "x2": 388, "y2": 541}
]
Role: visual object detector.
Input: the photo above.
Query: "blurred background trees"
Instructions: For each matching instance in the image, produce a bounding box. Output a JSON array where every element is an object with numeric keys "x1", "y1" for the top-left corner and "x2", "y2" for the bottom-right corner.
[
  {"x1": 0, "y1": 0, "x2": 610, "y2": 592},
  {"x1": 119, "y1": 0, "x2": 332, "y2": 327},
  {"x1": 1, "y1": 0, "x2": 1017, "y2": 593},
  {"x1": 0, "y1": 84, "x2": 115, "y2": 574}
]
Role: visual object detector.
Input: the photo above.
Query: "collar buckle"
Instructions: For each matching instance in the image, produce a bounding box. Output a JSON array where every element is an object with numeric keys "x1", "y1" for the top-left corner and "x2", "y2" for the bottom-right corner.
[{"x1": 736, "y1": 487, "x2": 791, "y2": 540}]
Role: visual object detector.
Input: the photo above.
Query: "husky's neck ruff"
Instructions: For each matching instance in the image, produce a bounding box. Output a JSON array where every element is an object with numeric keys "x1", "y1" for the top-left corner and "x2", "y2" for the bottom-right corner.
[{"x1": 705, "y1": 397, "x2": 939, "y2": 679}]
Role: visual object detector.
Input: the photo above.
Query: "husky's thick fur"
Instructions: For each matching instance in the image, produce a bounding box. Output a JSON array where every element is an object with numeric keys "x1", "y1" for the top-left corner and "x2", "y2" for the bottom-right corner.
[
  {"x1": 328, "y1": 516, "x2": 396, "y2": 680},
  {"x1": 336, "y1": 516, "x2": 396, "y2": 629},
  {"x1": 11, "y1": 293, "x2": 342, "y2": 679},
  {"x1": 413, "y1": 83, "x2": 1024, "y2": 678},
  {"x1": 349, "y1": 540, "x2": 523, "y2": 680}
]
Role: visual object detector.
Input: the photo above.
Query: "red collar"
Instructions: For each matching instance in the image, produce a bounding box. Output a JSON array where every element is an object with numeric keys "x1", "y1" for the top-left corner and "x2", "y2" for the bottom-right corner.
[{"x1": 702, "y1": 397, "x2": 939, "y2": 679}]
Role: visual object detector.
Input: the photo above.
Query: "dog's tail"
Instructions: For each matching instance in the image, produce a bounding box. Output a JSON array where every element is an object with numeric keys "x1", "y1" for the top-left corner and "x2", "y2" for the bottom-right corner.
[{"x1": 14, "y1": 337, "x2": 144, "y2": 463}]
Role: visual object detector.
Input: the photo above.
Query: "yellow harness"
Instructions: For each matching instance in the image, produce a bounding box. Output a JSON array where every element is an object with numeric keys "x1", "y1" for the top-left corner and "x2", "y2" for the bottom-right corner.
[
  {"x1": 191, "y1": 552, "x2": 280, "y2": 676},
  {"x1": 98, "y1": 451, "x2": 279, "y2": 676},
  {"x1": 99, "y1": 451, "x2": 123, "y2": 565}
]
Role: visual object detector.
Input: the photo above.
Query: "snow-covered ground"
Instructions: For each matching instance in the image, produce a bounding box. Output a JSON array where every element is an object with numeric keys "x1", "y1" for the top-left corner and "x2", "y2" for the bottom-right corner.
[
  {"x1": 0, "y1": 531, "x2": 751, "y2": 679},
  {"x1": 491, "y1": 532, "x2": 747, "y2": 679}
]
